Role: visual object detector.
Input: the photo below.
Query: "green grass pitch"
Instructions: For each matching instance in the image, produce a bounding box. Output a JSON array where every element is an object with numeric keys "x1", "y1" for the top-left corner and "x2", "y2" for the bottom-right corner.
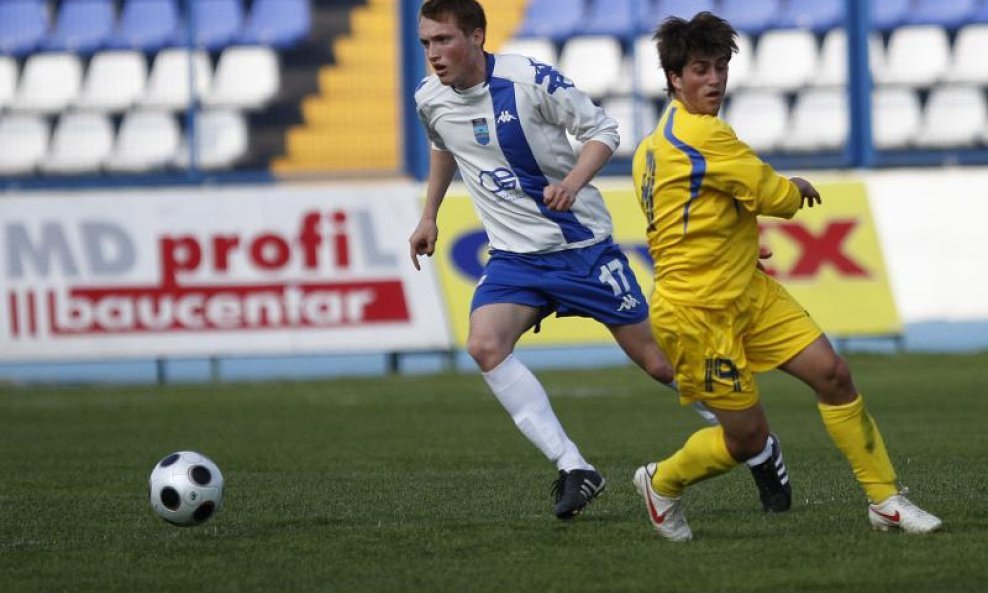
[{"x1": 2, "y1": 353, "x2": 987, "y2": 593}]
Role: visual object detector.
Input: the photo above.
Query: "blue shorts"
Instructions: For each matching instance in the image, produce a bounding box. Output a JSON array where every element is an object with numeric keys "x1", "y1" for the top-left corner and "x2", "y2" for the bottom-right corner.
[{"x1": 471, "y1": 238, "x2": 648, "y2": 328}]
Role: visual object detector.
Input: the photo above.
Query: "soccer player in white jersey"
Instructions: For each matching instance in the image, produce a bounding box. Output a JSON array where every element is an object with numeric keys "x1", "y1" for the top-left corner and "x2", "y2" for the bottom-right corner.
[{"x1": 409, "y1": 0, "x2": 791, "y2": 519}]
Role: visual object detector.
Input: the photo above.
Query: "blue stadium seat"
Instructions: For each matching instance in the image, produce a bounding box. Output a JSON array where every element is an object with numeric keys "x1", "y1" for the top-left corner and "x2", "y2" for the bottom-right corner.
[
  {"x1": 578, "y1": 0, "x2": 648, "y2": 38},
  {"x1": 0, "y1": 0, "x2": 49, "y2": 57},
  {"x1": 513, "y1": 0, "x2": 585, "y2": 43},
  {"x1": 237, "y1": 0, "x2": 311, "y2": 49},
  {"x1": 907, "y1": 0, "x2": 978, "y2": 29},
  {"x1": 43, "y1": 0, "x2": 116, "y2": 54},
  {"x1": 653, "y1": 0, "x2": 715, "y2": 20},
  {"x1": 774, "y1": 0, "x2": 844, "y2": 33},
  {"x1": 108, "y1": 0, "x2": 182, "y2": 53},
  {"x1": 871, "y1": 0, "x2": 910, "y2": 31},
  {"x1": 717, "y1": 0, "x2": 781, "y2": 36},
  {"x1": 170, "y1": 0, "x2": 245, "y2": 51}
]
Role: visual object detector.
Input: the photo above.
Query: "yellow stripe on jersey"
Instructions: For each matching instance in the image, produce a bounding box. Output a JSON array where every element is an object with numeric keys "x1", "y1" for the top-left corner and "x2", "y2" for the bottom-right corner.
[{"x1": 632, "y1": 99, "x2": 803, "y2": 307}]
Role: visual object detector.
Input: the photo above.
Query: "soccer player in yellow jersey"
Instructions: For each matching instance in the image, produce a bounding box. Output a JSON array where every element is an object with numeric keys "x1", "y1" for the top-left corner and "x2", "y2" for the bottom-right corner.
[{"x1": 630, "y1": 12, "x2": 942, "y2": 541}]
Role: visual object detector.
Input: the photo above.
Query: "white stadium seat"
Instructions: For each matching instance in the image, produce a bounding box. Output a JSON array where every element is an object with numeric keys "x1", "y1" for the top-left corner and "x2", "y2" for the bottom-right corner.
[
  {"x1": 782, "y1": 88, "x2": 848, "y2": 151},
  {"x1": 747, "y1": 29, "x2": 818, "y2": 91},
  {"x1": 872, "y1": 87, "x2": 922, "y2": 148},
  {"x1": 203, "y1": 46, "x2": 280, "y2": 110},
  {"x1": 946, "y1": 25, "x2": 988, "y2": 84},
  {"x1": 632, "y1": 35, "x2": 665, "y2": 98},
  {"x1": 878, "y1": 25, "x2": 950, "y2": 87},
  {"x1": 174, "y1": 109, "x2": 249, "y2": 169},
  {"x1": 41, "y1": 112, "x2": 114, "y2": 173},
  {"x1": 141, "y1": 49, "x2": 212, "y2": 111},
  {"x1": 9, "y1": 52, "x2": 83, "y2": 113},
  {"x1": 558, "y1": 35, "x2": 622, "y2": 99},
  {"x1": 76, "y1": 50, "x2": 148, "y2": 112},
  {"x1": 602, "y1": 96, "x2": 658, "y2": 156},
  {"x1": 725, "y1": 33, "x2": 753, "y2": 93},
  {"x1": 915, "y1": 86, "x2": 987, "y2": 148},
  {"x1": 814, "y1": 29, "x2": 886, "y2": 87},
  {"x1": 0, "y1": 56, "x2": 17, "y2": 110},
  {"x1": 106, "y1": 110, "x2": 180, "y2": 172},
  {"x1": 499, "y1": 37, "x2": 557, "y2": 67},
  {"x1": 724, "y1": 90, "x2": 788, "y2": 152},
  {"x1": 0, "y1": 115, "x2": 49, "y2": 175}
]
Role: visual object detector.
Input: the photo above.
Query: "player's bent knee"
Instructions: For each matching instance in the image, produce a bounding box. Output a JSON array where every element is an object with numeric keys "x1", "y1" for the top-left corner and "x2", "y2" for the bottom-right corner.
[{"x1": 466, "y1": 334, "x2": 511, "y2": 371}]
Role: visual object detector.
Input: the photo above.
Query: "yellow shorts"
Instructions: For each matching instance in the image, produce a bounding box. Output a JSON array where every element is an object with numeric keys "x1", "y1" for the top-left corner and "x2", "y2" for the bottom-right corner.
[{"x1": 650, "y1": 271, "x2": 822, "y2": 411}]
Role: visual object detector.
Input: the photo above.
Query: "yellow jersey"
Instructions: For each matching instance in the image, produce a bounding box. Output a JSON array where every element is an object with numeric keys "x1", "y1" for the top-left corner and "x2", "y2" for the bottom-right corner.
[{"x1": 632, "y1": 99, "x2": 802, "y2": 307}]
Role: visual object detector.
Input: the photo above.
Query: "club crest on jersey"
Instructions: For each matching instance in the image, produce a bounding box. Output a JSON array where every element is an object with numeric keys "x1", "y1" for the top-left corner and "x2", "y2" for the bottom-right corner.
[{"x1": 472, "y1": 118, "x2": 490, "y2": 145}]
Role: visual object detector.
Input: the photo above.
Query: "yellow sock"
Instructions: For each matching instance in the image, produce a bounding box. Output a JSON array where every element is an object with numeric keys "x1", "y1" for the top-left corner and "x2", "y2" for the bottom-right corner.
[
  {"x1": 652, "y1": 426, "x2": 739, "y2": 498},
  {"x1": 818, "y1": 394, "x2": 898, "y2": 503}
]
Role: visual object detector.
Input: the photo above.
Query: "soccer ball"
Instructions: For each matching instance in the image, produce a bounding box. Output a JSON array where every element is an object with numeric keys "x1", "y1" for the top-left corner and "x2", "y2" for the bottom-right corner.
[{"x1": 148, "y1": 451, "x2": 224, "y2": 526}]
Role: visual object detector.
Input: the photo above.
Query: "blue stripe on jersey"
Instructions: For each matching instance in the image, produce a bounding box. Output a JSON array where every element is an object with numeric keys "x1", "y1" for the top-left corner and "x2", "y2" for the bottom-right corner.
[
  {"x1": 488, "y1": 72, "x2": 594, "y2": 244},
  {"x1": 663, "y1": 107, "x2": 707, "y2": 234}
]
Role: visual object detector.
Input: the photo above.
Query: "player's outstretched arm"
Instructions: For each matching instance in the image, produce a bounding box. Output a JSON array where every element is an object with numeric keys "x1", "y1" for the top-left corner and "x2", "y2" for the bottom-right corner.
[
  {"x1": 410, "y1": 149, "x2": 457, "y2": 270},
  {"x1": 543, "y1": 140, "x2": 613, "y2": 212},
  {"x1": 790, "y1": 176, "x2": 821, "y2": 209}
]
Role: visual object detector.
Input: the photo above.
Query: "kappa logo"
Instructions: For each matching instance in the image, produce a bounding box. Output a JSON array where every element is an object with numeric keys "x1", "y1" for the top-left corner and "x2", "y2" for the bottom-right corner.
[
  {"x1": 617, "y1": 294, "x2": 640, "y2": 312},
  {"x1": 495, "y1": 110, "x2": 517, "y2": 124}
]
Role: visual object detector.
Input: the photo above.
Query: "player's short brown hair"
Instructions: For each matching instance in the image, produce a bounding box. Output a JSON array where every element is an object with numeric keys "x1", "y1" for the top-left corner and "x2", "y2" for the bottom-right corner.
[
  {"x1": 654, "y1": 11, "x2": 738, "y2": 97},
  {"x1": 420, "y1": 0, "x2": 487, "y2": 38}
]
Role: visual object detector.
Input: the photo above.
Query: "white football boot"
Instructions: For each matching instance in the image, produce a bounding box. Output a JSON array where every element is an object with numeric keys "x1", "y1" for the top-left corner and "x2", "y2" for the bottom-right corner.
[
  {"x1": 868, "y1": 490, "x2": 942, "y2": 534},
  {"x1": 633, "y1": 463, "x2": 693, "y2": 542}
]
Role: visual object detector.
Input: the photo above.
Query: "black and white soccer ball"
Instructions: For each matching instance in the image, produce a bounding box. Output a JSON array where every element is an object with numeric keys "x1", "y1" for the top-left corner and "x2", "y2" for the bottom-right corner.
[{"x1": 148, "y1": 451, "x2": 224, "y2": 526}]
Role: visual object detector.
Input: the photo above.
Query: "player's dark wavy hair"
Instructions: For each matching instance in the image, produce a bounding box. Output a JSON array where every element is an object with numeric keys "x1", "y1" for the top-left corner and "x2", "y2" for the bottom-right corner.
[
  {"x1": 654, "y1": 11, "x2": 738, "y2": 98},
  {"x1": 420, "y1": 0, "x2": 487, "y2": 38}
]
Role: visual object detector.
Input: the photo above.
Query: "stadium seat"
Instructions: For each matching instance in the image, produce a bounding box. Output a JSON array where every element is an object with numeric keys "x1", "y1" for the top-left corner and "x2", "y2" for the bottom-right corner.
[
  {"x1": 105, "y1": 110, "x2": 181, "y2": 171},
  {"x1": 0, "y1": 115, "x2": 49, "y2": 175},
  {"x1": 907, "y1": 0, "x2": 977, "y2": 29},
  {"x1": 878, "y1": 25, "x2": 950, "y2": 87},
  {"x1": 237, "y1": 0, "x2": 311, "y2": 49},
  {"x1": 558, "y1": 36, "x2": 622, "y2": 99},
  {"x1": 724, "y1": 90, "x2": 788, "y2": 152},
  {"x1": 9, "y1": 53, "x2": 83, "y2": 114},
  {"x1": 871, "y1": 0, "x2": 910, "y2": 32},
  {"x1": 914, "y1": 86, "x2": 987, "y2": 147},
  {"x1": 0, "y1": 0, "x2": 49, "y2": 57},
  {"x1": 41, "y1": 112, "x2": 114, "y2": 173},
  {"x1": 814, "y1": 29, "x2": 886, "y2": 87},
  {"x1": 141, "y1": 48, "x2": 212, "y2": 110},
  {"x1": 108, "y1": 0, "x2": 182, "y2": 53},
  {"x1": 75, "y1": 50, "x2": 148, "y2": 112},
  {"x1": 42, "y1": 0, "x2": 116, "y2": 54},
  {"x1": 746, "y1": 29, "x2": 818, "y2": 91},
  {"x1": 0, "y1": 56, "x2": 16, "y2": 110},
  {"x1": 652, "y1": 0, "x2": 716, "y2": 21},
  {"x1": 173, "y1": 109, "x2": 248, "y2": 169},
  {"x1": 203, "y1": 46, "x2": 279, "y2": 110},
  {"x1": 499, "y1": 37, "x2": 557, "y2": 66},
  {"x1": 630, "y1": 35, "x2": 665, "y2": 98},
  {"x1": 782, "y1": 88, "x2": 848, "y2": 151},
  {"x1": 872, "y1": 87, "x2": 921, "y2": 149},
  {"x1": 578, "y1": 0, "x2": 648, "y2": 38},
  {"x1": 602, "y1": 96, "x2": 658, "y2": 156},
  {"x1": 945, "y1": 25, "x2": 988, "y2": 84},
  {"x1": 170, "y1": 0, "x2": 244, "y2": 52},
  {"x1": 717, "y1": 0, "x2": 780, "y2": 36},
  {"x1": 725, "y1": 32, "x2": 752, "y2": 93},
  {"x1": 773, "y1": 0, "x2": 843, "y2": 33},
  {"x1": 513, "y1": 0, "x2": 585, "y2": 42}
]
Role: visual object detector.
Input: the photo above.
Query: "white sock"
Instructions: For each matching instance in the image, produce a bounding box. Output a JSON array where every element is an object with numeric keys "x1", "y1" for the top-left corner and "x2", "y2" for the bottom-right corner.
[
  {"x1": 745, "y1": 434, "x2": 774, "y2": 467},
  {"x1": 692, "y1": 401, "x2": 720, "y2": 425},
  {"x1": 482, "y1": 354, "x2": 591, "y2": 472}
]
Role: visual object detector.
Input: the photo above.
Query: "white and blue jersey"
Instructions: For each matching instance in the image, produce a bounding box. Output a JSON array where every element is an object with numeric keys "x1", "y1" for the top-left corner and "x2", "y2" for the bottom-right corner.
[{"x1": 415, "y1": 52, "x2": 619, "y2": 254}]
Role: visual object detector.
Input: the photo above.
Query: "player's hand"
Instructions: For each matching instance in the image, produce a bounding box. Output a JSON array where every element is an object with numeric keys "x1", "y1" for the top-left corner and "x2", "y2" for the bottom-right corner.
[
  {"x1": 790, "y1": 176, "x2": 821, "y2": 208},
  {"x1": 409, "y1": 218, "x2": 439, "y2": 271},
  {"x1": 542, "y1": 183, "x2": 577, "y2": 212}
]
